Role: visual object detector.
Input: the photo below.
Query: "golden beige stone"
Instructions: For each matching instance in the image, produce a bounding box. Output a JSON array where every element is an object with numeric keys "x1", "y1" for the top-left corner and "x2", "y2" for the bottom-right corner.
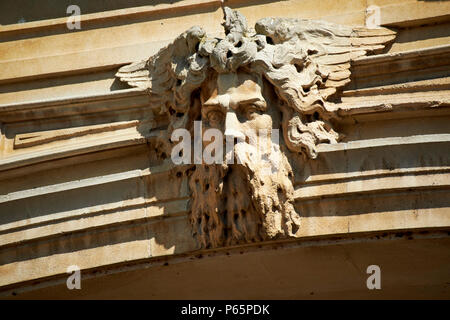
[{"x1": 0, "y1": 0, "x2": 449, "y2": 299}]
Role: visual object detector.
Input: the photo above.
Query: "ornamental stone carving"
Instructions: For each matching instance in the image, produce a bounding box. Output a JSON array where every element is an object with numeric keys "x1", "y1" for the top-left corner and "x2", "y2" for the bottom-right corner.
[{"x1": 116, "y1": 7, "x2": 396, "y2": 248}]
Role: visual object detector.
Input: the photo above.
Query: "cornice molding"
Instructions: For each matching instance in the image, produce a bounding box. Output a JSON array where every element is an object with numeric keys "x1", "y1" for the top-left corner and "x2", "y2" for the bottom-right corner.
[
  {"x1": 0, "y1": 0, "x2": 222, "y2": 39},
  {"x1": 1, "y1": 44, "x2": 449, "y2": 123}
]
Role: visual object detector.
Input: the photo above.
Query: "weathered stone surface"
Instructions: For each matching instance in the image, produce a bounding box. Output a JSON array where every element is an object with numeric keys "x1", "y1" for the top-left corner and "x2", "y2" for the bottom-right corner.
[{"x1": 0, "y1": 0, "x2": 449, "y2": 299}]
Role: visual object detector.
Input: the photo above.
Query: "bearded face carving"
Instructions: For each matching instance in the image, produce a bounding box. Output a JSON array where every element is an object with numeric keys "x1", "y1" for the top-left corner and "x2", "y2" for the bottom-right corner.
[
  {"x1": 116, "y1": 7, "x2": 396, "y2": 248},
  {"x1": 188, "y1": 71, "x2": 300, "y2": 248}
]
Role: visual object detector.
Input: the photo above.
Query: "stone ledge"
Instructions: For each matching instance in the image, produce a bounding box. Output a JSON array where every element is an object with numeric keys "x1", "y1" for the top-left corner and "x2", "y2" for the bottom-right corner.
[
  {"x1": 379, "y1": 1, "x2": 450, "y2": 28},
  {"x1": 1, "y1": 45, "x2": 448, "y2": 120},
  {"x1": 1, "y1": 229, "x2": 448, "y2": 296},
  {"x1": 348, "y1": 44, "x2": 450, "y2": 89},
  {"x1": 1, "y1": 97, "x2": 448, "y2": 172},
  {"x1": 0, "y1": 0, "x2": 222, "y2": 38}
]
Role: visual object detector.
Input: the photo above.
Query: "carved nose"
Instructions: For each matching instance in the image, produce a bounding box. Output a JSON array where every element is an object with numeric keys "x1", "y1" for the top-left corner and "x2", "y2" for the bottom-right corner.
[{"x1": 224, "y1": 111, "x2": 245, "y2": 140}]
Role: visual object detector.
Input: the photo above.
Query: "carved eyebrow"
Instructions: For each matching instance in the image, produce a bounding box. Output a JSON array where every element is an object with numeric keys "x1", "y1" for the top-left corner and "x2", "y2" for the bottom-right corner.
[
  {"x1": 202, "y1": 104, "x2": 224, "y2": 112},
  {"x1": 201, "y1": 104, "x2": 225, "y2": 118},
  {"x1": 203, "y1": 97, "x2": 265, "y2": 110},
  {"x1": 202, "y1": 99, "x2": 219, "y2": 107},
  {"x1": 239, "y1": 98, "x2": 267, "y2": 110}
]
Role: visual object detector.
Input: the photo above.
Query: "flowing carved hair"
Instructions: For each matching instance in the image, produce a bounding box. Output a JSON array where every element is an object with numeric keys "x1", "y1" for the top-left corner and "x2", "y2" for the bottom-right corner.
[{"x1": 116, "y1": 7, "x2": 395, "y2": 158}]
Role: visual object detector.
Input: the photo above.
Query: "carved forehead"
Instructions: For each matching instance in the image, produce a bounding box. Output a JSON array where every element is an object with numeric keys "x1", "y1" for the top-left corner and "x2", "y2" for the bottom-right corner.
[{"x1": 201, "y1": 71, "x2": 265, "y2": 107}]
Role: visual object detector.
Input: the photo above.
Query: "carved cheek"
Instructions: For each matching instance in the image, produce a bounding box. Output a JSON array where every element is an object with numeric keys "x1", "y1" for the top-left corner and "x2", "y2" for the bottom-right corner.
[
  {"x1": 208, "y1": 112, "x2": 224, "y2": 128},
  {"x1": 247, "y1": 113, "x2": 273, "y2": 131},
  {"x1": 202, "y1": 109, "x2": 225, "y2": 129}
]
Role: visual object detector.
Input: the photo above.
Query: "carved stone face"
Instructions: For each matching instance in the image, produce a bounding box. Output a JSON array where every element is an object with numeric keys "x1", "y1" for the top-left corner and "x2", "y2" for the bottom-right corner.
[
  {"x1": 187, "y1": 71, "x2": 301, "y2": 249},
  {"x1": 200, "y1": 71, "x2": 281, "y2": 163},
  {"x1": 201, "y1": 72, "x2": 273, "y2": 137}
]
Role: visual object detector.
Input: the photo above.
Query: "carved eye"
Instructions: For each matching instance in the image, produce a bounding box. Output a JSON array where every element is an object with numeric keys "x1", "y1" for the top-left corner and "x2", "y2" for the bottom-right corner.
[
  {"x1": 245, "y1": 105, "x2": 262, "y2": 120},
  {"x1": 207, "y1": 110, "x2": 224, "y2": 124}
]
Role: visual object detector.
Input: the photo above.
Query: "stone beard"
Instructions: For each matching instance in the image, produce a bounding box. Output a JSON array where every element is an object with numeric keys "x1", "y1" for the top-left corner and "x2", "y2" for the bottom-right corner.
[{"x1": 187, "y1": 71, "x2": 301, "y2": 249}]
